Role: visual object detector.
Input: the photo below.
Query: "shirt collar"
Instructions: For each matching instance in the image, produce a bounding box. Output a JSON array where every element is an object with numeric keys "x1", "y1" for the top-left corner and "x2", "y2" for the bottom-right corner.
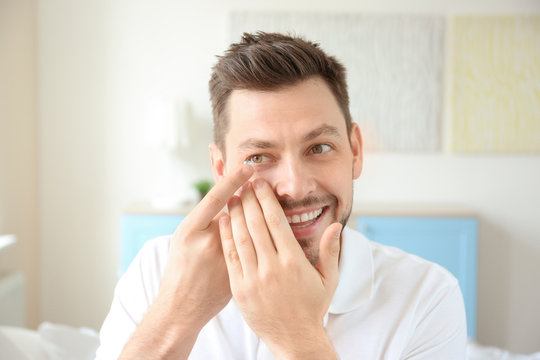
[{"x1": 328, "y1": 226, "x2": 374, "y2": 314}]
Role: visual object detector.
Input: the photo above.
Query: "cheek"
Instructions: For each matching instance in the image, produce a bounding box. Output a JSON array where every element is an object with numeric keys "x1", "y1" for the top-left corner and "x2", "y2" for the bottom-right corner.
[
  {"x1": 249, "y1": 169, "x2": 275, "y2": 187},
  {"x1": 324, "y1": 162, "x2": 353, "y2": 199}
]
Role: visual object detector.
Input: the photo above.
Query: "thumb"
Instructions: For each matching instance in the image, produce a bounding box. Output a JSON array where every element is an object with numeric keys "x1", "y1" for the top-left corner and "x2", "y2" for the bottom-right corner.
[{"x1": 315, "y1": 222, "x2": 343, "y2": 285}]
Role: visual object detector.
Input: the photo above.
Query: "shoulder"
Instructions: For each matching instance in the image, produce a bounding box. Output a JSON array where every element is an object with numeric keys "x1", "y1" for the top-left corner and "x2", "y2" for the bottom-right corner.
[
  {"x1": 95, "y1": 235, "x2": 173, "y2": 359},
  {"x1": 115, "y1": 235, "x2": 171, "y2": 303},
  {"x1": 137, "y1": 235, "x2": 171, "y2": 272},
  {"x1": 346, "y1": 227, "x2": 458, "y2": 290},
  {"x1": 340, "y1": 227, "x2": 462, "y2": 316},
  {"x1": 369, "y1": 237, "x2": 459, "y2": 288},
  {"x1": 369, "y1": 237, "x2": 463, "y2": 322},
  {"x1": 328, "y1": 228, "x2": 467, "y2": 358},
  {"x1": 133, "y1": 235, "x2": 171, "y2": 279}
]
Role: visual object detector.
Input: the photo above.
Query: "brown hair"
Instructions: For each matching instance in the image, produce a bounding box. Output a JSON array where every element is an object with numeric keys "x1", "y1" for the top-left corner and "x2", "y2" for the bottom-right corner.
[{"x1": 209, "y1": 31, "x2": 352, "y2": 153}]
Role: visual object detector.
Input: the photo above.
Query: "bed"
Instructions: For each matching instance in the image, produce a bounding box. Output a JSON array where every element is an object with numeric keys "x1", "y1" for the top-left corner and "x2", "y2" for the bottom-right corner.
[
  {"x1": 1, "y1": 322, "x2": 540, "y2": 359},
  {"x1": 2, "y1": 223, "x2": 539, "y2": 359}
]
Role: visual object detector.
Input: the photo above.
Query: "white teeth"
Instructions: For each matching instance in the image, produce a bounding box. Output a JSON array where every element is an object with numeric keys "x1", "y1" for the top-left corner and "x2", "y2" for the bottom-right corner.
[{"x1": 287, "y1": 208, "x2": 323, "y2": 224}]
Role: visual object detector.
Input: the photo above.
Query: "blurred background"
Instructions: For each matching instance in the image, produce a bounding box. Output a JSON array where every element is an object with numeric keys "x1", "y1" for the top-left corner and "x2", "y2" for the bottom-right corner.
[{"x1": 1, "y1": 0, "x2": 539, "y2": 355}]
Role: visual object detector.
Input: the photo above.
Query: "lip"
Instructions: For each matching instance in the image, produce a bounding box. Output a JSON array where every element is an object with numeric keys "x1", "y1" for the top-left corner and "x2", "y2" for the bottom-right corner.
[{"x1": 287, "y1": 206, "x2": 328, "y2": 239}]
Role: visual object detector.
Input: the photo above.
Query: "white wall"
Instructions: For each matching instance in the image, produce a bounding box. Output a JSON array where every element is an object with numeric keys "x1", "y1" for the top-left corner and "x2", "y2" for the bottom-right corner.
[
  {"x1": 36, "y1": 0, "x2": 540, "y2": 354},
  {"x1": 37, "y1": 0, "x2": 118, "y2": 330},
  {"x1": 0, "y1": 0, "x2": 39, "y2": 328}
]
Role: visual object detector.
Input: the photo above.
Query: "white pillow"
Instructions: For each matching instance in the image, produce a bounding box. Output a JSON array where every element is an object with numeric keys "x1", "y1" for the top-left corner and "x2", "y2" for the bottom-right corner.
[
  {"x1": 0, "y1": 323, "x2": 100, "y2": 360},
  {"x1": 0, "y1": 326, "x2": 51, "y2": 359},
  {"x1": 467, "y1": 340, "x2": 540, "y2": 360},
  {"x1": 38, "y1": 321, "x2": 99, "y2": 360}
]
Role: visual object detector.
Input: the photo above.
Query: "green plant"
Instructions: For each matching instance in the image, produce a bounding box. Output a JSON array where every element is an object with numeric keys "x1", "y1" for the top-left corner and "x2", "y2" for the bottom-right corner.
[{"x1": 193, "y1": 179, "x2": 213, "y2": 199}]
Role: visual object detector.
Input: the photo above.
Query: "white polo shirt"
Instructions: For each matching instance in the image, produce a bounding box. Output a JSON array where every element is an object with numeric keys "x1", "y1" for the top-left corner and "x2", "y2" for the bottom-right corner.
[{"x1": 96, "y1": 227, "x2": 467, "y2": 359}]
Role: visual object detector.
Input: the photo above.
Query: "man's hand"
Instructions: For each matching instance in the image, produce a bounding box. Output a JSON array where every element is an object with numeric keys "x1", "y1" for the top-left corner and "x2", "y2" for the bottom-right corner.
[
  {"x1": 160, "y1": 163, "x2": 254, "y2": 327},
  {"x1": 219, "y1": 179, "x2": 342, "y2": 359},
  {"x1": 119, "y1": 164, "x2": 254, "y2": 360}
]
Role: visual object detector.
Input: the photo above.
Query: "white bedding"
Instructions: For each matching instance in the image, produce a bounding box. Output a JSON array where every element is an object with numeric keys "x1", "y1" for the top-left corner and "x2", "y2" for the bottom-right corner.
[
  {"x1": 0, "y1": 322, "x2": 99, "y2": 360},
  {"x1": 1, "y1": 323, "x2": 539, "y2": 360},
  {"x1": 467, "y1": 341, "x2": 540, "y2": 360}
]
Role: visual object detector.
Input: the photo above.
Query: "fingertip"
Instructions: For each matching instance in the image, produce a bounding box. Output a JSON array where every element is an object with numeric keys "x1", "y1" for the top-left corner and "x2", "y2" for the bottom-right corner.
[
  {"x1": 322, "y1": 223, "x2": 342, "y2": 257},
  {"x1": 332, "y1": 223, "x2": 343, "y2": 240},
  {"x1": 241, "y1": 162, "x2": 255, "y2": 177},
  {"x1": 252, "y1": 177, "x2": 265, "y2": 190},
  {"x1": 228, "y1": 195, "x2": 241, "y2": 207},
  {"x1": 238, "y1": 182, "x2": 252, "y2": 196},
  {"x1": 219, "y1": 214, "x2": 230, "y2": 227},
  {"x1": 323, "y1": 222, "x2": 342, "y2": 241}
]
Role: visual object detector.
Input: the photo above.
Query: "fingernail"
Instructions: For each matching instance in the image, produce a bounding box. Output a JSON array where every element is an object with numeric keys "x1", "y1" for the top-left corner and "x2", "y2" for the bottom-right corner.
[
  {"x1": 243, "y1": 160, "x2": 254, "y2": 167},
  {"x1": 334, "y1": 224, "x2": 343, "y2": 239},
  {"x1": 228, "y1": 196, "x2": 240, "y2": 206}
]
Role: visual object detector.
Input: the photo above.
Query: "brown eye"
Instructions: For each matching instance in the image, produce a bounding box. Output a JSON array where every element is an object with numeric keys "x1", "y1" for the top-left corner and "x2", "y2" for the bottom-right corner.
[
  {"x1": 310, "y1": 144, "x2": 331, "y2": 154},
  {"x1": 249, "y1": 154, "x2": 269, "y2": 163}
]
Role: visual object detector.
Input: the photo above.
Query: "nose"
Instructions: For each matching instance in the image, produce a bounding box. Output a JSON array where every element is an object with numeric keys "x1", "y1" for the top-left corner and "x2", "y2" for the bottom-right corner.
[{"x1": 272, "y1": 156, "x2": 316, "y2": 201}]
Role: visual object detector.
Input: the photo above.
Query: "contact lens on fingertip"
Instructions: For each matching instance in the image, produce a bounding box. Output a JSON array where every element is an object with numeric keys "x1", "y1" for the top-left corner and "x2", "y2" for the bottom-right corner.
[{"x1": 243, "y1": 160, "x2": 254, "y2": 167}]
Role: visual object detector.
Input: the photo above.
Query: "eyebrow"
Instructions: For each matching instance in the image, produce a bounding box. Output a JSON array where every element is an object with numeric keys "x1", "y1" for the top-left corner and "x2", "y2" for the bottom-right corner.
[
  {"x1": 302, "y1": 124, "x2": 342, "y2": 142},
  {"x1": 238, "y1": 139, "x2": 276, "y2": 151},
  {"x1": 238, "y1": 124, "x2": 343, "y2": 151}
]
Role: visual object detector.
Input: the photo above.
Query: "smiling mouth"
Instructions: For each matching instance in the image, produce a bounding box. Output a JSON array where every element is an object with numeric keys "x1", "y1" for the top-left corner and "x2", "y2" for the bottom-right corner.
[{"x1": 286, "y1": 207, "x2": 325, "y2": 228}]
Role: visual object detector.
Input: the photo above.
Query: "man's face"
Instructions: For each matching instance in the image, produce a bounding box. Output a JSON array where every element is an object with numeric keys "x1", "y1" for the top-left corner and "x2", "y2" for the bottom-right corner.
[{"x1": 210, "y1": 77, "x2": 363, "y2": 265}]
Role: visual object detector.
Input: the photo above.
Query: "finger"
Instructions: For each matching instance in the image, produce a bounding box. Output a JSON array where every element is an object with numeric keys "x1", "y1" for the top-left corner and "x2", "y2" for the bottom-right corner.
[
  {"x1": 315, "y1": 223, "x2": 342, "y2": 288},
  {"x1": 239, "y1": 182, "x2": 276, "y2": 267},
  {"x1": 228, "y1": 195, "x2": 257, "y2": 274},
  {"x1": 219, "y1": 214, "x2": 243, "y2": 279},
  {"x1": 188, "y1": 164, "x2": 254, "y2": 230},
  {"x1": 251, "y1": 178, "x2": 302, "y2": 256}
]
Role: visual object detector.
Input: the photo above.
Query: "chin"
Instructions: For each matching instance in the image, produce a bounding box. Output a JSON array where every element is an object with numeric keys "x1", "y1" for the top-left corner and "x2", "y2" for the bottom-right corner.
[{"x1": 297, "y1": 238, "x2": 320, "y2": 266}]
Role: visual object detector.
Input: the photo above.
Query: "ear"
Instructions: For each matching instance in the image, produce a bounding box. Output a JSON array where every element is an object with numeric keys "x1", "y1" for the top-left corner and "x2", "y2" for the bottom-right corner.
[
  {"x1": 350, "y1": 122, "x2": 363, "y2": 179},
  {"x1": 209, "y1": 142, "x2": 226, "y2": 183}
]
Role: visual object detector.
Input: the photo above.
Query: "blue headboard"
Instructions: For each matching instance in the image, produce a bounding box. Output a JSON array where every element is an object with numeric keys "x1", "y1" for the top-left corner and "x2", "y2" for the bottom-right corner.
[{"x1": 120, "y1": 212, "x2": 478, "y2": 338}]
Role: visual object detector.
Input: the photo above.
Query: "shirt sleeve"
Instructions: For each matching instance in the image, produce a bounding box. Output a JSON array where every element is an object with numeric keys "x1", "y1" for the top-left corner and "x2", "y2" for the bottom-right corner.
[
  {"x1": 94, "y1": 237, "x2": 167, "y2": 359},
  {"x1": 401, "y1": 282, "x2": 468, "y2": 359}
]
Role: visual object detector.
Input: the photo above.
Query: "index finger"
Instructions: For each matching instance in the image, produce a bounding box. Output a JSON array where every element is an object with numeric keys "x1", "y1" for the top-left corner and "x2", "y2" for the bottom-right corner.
[
  {"x1": 187, "y1": 164, "x2": 254, "y2": 229},
  {"x1": 251, "y1": 178, "x2": 303, "y2": 256}
]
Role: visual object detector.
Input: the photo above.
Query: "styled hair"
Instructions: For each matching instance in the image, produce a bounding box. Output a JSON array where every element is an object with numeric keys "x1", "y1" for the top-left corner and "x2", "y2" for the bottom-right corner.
[{"x1": 209, "y1": 31, "x2": 352, "y2": 153}]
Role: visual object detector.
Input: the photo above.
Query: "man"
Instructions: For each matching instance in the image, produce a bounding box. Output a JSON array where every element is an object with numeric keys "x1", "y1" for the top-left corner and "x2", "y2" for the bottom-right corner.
[{"x1": 96, "y1": 32, "x2": 466, "y2": 359}]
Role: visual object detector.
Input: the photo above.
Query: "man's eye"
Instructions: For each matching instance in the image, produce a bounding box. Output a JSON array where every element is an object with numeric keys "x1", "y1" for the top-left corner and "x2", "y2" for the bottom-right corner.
[
  {"x1": 248, "y1": 154, "x2": 270, "y2": 163},
  {"x1": 310, "y1": 144, "x2": 331, "y2": 154}
]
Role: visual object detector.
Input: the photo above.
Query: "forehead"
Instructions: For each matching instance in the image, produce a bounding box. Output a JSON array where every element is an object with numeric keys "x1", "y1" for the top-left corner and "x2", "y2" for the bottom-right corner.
[{"x1": 225, "y1": 77, "x2": 347, "y2": 148}]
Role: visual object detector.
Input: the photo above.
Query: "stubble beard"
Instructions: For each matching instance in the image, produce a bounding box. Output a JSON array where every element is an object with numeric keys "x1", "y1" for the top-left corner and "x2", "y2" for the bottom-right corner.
[{"x1": 280, "y1": 189, "x2": 353, "y2": 266}]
